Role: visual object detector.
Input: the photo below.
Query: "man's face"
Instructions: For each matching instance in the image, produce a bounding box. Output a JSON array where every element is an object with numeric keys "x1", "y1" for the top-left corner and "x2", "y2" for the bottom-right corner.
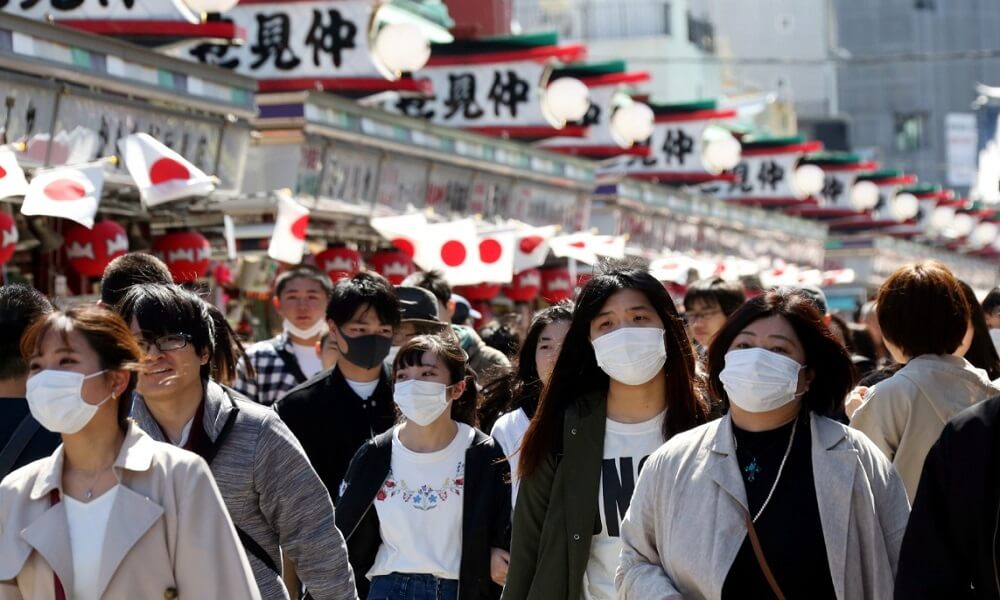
[
  {"x1": 987, "y1": 310, "x2": 1000, "y2": 330},
  {"x1": 685, "y1": 299, "x2": 728, "y2": 349},
  {"x1": 275, "y1": 278, "x2": 327, "y2": 330},
  {"x1": 392, "y1": 321, "x2": 448, "y2": 347},
  {"x1": 330, "y1": 304, "x2": 395, "y2": 364}
]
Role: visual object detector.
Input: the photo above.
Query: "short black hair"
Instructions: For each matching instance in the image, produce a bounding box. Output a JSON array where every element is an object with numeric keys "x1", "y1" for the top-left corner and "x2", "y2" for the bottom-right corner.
[
  {"x1": 274, "y1": 265, "x2": 333, "y2": 297},
  {"x1": 478, "y1": 320, "x2": 520, "y2": 358},
  {"x1": 877, "y1": 261, "x2": 969, "y2": 358},
  {"x1": 984, "y1": 287, "x2": 1000, "y2": 315},
  {"x1": 683, "y1": 277, "x2": 746, "y2": 317},
  {"x1": 327, "y1": 272, "x2": 401, "y2": 329},
  {"x1": 402, "y1": 270, "x2": 451, "y2": 306},
  {"x1": 0, "y1": 285, "x2": 54, "y2": 380},
  {"x1": 100, "y1": 252, "x2": 173, "y2": 307}
]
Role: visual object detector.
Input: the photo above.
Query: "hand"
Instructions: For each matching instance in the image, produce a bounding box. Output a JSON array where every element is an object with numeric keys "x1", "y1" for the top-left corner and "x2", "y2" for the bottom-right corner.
[
  {"x1": 845, "y1": 386, "x2": 868, "y2": 421},
  {"x1": 490, "y1": 548, "x2": 510, "y2": 585}
]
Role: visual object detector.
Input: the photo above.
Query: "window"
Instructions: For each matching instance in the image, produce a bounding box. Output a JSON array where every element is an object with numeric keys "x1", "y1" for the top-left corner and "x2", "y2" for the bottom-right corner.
[{"x1": 894, "y1": 113, "x2": 928, "y2": 152}]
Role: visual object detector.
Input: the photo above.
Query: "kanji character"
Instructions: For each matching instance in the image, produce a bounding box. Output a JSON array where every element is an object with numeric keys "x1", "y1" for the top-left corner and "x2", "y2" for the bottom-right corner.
[
  {"x1": 304, "y1": 8, "x2": 357, "y2": 68},
  {"x1": 250, "y1": 13, "x2": 301, "y2": 71},
  {"x1": 487, "y1": 70, "x2": 530, "y2": 117},
  {"x1": 395, "y1": 97, "x2": 436, "y2": 120},
  {"x1": 189, "y1": 43, "x2": 240, "y2": 70},
  {"x1": 756, "y1": 160, "x2": 785, "y2": 191},
  {"x1": 581, "y1": 103, "x2": 601, "y2": 127},
  {"x1": 443, "y1": 73, "x2": 484, "y2": 120},
  {"x1": 728, "y1": 162, "x2": 753, "y2": 193},
  {"x1": 662, "y1": 127, "x2": 694, "y2": 166},
  {"x1": 821, "y1": 175, "x2": 844, "y2": 205}
]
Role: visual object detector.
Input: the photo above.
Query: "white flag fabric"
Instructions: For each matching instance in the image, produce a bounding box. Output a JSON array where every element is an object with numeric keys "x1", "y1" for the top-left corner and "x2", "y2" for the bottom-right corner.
[
  {"x1": 119, "y1": 133, "x2": 215, "y2": 207},
  {"x1": 0, "y1": 148, "x2": 28, "y2": 200},
  {"x1": 268, "y1": 190, "x2": 310, "y2": 265},
  {"x1": 370, "y1": 213, "x2": 429, "y2": 260},
  {"x1": 513, "y1": 225, "x2": 557, "y2": 272},
  {"x1": 21, "y1": 161, "x2": 105, "y2": 229},
  {"x1": 412, "y1": 219, "x2": 484, "y2": 286},
  {"x1": 475, "y1": 230, "x2": 516, "y2": 284},
  {"x1": 549, "y1": 233, "x2": 626, "y2": 265}
]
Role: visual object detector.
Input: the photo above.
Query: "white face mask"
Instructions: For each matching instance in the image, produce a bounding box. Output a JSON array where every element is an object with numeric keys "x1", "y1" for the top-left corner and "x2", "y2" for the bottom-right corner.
[
  {"x1": 26, "y1": 369, "x2": 113, "y2": 434},
  {"x1": 394, "y1": 379, "x2": 451, "y2": 426},
  {"x1": 591, "y1": 327, "x2": 667, "y2": 386},
  {"x1": 719, "y1": 348, "x2": 805, "y2": 413},
  {"x1": 385, "y1": 345, "x2": 401, "y2": 366},
  {"x1": 283, "y1": 318, "x2": 327, "y2": 340}
]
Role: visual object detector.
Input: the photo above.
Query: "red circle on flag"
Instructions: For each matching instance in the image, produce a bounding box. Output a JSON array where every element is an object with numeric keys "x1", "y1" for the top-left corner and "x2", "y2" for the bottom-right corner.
[
  {"x1": 149, "y1": 158, "x2": 191, "y2": 185},
  {"x1": 392, "y1": 238, "x2": 416, "y2": 258},
  {"x1": 519, "y1": 235, "x2": 543, "y2": 254},
  {"x1": 44, "y1": 179, "x2": 86, "y2": 201},
  {"x1": 479, "y1": 239, "x2": 502, "y2": 264},
  {"x1": 441, "y1": 241, "x2": 467, "y2": 267},
  {"x1": 569, "y1": 241, "x2": 586, "y2": 249},
  {"x1": 0, "y1": 165, "x2": 6, "y2": 179},
  {"x1": 291, "y1": 215, "x2": 309, "y2": 240}
]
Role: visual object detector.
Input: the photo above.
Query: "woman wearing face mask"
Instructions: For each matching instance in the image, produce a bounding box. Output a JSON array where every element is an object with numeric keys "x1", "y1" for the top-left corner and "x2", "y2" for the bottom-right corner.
[
  {"x1": 617, "y1": 290, "x2": 910, "y2": 600},
  {"x1": 502, "y1": 262, "x2": 709, "y2": 600},
  {"x1": 118, "y1": 284, "x2": 357, "y2": 600},
  {"x1": 0, "y1": 305, "x2": 259, "y2": 599},
  {"x1": 336, "y1": 334, "x2": 511, "y2": 600}
]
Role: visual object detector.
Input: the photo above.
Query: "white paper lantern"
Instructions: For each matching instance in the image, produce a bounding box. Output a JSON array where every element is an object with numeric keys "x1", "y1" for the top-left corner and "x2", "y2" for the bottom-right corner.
[
  {"x1": 929, "y1": 206, "x2": 956, "y2": 231},
  {"x1": 889, "y1": 193, "x2": 920, "y2": 221},
  {"x1": 971, "y1": 222, "x2": 999, "y2": 247},
  {"x1": 373, "y1": 23, "x2": 431, "y2": 78},
  {"x1": 849, "y1": 180, "x2": 880, "y2": 211},
  {"x1": 541, "y1": 77, "x2": 591, "y2": 128},
  {"x1": 702, "y1": 127, "x2": 742, "y2": 174},
  {"x1": 184, "y1": 0, "x2": 239, "y2": 13},
  {"x1": 792, "y1": 164, "x2": 826, "y2": 199},
  {"x1": 953, "y1": 213, "x2": 977, "y2": 237},
  {"x1": 610, "y1": 102, "x2": 655, "y2": 148}
]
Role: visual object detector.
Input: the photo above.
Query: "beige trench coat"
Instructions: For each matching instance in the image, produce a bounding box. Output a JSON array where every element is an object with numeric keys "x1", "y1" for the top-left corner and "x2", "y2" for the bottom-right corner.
[{"x1": 0, "y1": 423, "x2": 260, "y2": 600}]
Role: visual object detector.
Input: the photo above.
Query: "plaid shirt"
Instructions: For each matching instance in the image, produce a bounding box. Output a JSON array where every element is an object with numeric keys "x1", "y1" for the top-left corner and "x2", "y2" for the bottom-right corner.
[{"x1": 235, "y1": 333, "x2": 307, "y2": 406}]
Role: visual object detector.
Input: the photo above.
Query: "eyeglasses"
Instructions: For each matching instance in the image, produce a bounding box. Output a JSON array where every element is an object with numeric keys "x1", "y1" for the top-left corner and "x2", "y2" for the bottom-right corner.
[
  {"x1": 137, "y1": 333, "x2": 192, "y2": 354},
  {"x1": 685, "y1": 309, "x2": 723, "y2": 323}
]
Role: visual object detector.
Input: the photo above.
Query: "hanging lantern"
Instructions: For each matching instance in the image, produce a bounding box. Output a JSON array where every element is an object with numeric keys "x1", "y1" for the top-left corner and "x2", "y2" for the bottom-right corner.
[
  {"x1": 315, "y1": 246, "x2": 362, "y2": 282},
  {"x1": 64, "y1": 220, "x2": 128, "y2": 278},
  {"x1": 701, "y1": 126, "x2": 742, "y2": 174},
  {"x1": 372, "y1": 22, "x2": 432, "y2": 79},
  {"x1": 610, "y1": 100, "x2": 655, "y2": 148},
  {"x1": 182, "y1": 0, "x2": 239, "y2": 14},
  {"x1": 889, "y1": 193, "x2": 920, "y2": 221},
  {"x1": 540, "y1": 267, "x2": 573, "y2": 303},
  {"x1": 455, "y1": 283, "x2": 502, "y2": 302},
  {"x1": 0, "y1": 211, "x2": 18, "y2": 266},
  {"x1": 370, "y1": 248, "x2": 415, "y2": 285},
  {"x1": 153, "y1": 231, "x2": 211, "y2": 283},
  {"x1": 503, "y1": 269, "x2": 541, "y2": 303},
  {"x1": 792, "y1": 164, "x2": 826, "y2": 199},
  {"x1": 541, "y1": 77, "x2": 591, "y2": 128},
  {"x1": 849, "y1": 180, "x2": 880, "y2": 211}
]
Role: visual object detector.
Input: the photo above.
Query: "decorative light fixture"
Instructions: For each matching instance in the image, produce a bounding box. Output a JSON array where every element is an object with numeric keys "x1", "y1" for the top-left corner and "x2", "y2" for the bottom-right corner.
[
  {"x1": 971, "y1": 222, "x2": 999, "y2": 247},
  {"x1": 372, "y1": 22, "x2": 431, "y2": 80},
  {"x1": 929, "y1": 206, "x2": 956, "y2": 232},
  {"x1": 849, "y1": 180, "x2": 880, "y2": 211},
  {"x1": 701, "y1": 126, "x2": 742, "y2": 174},
  {"x1": 541, "y1": 77, "x2": 591, "y2": 129},
  {"x1": 952, "y1": 213, "x2": 977, "y2": 237},
  {"x1": 791, "y1": 164, "x2": 826, "y2": 199},
  {"x1": 610, "y1": 99, "x2": 655, "y2": 148},
  {"x1": 889, "y1": 193, "x2": 919, "y2": 221},
  {"x1": 183, "y1": 0, "x2": 239, "y2": 14}
]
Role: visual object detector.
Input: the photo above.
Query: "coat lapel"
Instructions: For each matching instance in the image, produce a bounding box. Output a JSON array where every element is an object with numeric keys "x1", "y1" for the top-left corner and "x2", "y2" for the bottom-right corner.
[
  {"x1": 95, "y1": 484, "x2": 165, "y2": 598},
  {"x1": 810, "y1": 415, "x2": 857, "y2": 600},
  {"x1": 707, "y1": 416, "x2": 749, "y2": 512},
  {"x1": 562, "y1": 392, "x2": 606, "y2": 595},
  {"x1": 705, "y1": 416, "x2": 755, "y2": 589},
  {"x1": 19, "y1": 503, "x2": 74, "y2": 591}
]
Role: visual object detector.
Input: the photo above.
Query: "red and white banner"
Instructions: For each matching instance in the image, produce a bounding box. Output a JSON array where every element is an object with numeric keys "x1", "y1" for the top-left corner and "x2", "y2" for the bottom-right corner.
[
  {"x1": 0, "y1": 211, "x2": 17, "y2": 266},
  {"x1": 119, "y1": 133, "x2": 215, "y2": 207},
  {"x1": 21, "y1": 161, "x2": 105, "y2": 229},
  {"x1": 549, "y1": 232, "x2": 626, "y2": 265},
  {"x1": 708, "y1": 141, "x2": 823, "y2": 205},
  {"x1": 514, "y1": 225, "x2": 557, "y2": 272},
  {"x1": 1, "y1": 0, "x2": 199, "y2": 24},
  {"x1": 268, "y1": 190, "x2": 310, "y2": 265},
  {"x1": 0, "y1": 148, "x2": 28, "y2": 200}
]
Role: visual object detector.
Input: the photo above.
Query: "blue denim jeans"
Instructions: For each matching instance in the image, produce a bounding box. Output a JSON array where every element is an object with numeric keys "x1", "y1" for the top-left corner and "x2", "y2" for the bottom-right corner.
[{"x1": 368, "y1": 573, "x2": 459, "y2": 600}]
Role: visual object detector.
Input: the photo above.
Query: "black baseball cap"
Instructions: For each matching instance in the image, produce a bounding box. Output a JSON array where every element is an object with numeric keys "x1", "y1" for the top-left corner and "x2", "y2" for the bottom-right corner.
[{"x1": 396, "y1": 286, "x2": 443, "y2": 326}]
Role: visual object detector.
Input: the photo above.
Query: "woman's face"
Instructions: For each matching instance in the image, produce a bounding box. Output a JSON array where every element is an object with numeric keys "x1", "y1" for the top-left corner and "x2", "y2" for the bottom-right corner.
[
  {"x1": 130, "y1": 318, "x2": 206, "y2": 400},
  {"x1": 27, "y1": 326, "x2": 122, "y2": 407},
  {"x1": 589, "y1": 288, "x2": 665, "y2": 341},
  {"x1": 395, "y1": 350, "x2": 464, "y2": 402},
  {"x1": 729, "y1": 314, "x2": 812, "y2": 394},
  {"x1": 535, "y1": 320, "x2": 571, "y2": 386}
]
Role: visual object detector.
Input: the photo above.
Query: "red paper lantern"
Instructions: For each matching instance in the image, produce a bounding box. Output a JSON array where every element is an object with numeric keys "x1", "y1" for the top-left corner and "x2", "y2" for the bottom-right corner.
[
  {"x1": 503, "y1": 269, "x2": 541, "y2": 303},
  {"x1": 577, "y1": 273, "x2": 593, "y2": 288},
  {"x1": 153, "y1": 231, "x2": 211, "y2": 283},
  {"x1": 0, "y1": 212, "x2": 17, "y2": 266},
  {"x1": 315, "y1": 246, "x2": 362, "y2": 282},
  {"x1": 455, "y1": 283, "x2": 502, "y2": 302},
  {"x1": 370, "y1": 248, "x2": 415, "y2": 285},
  {"x1": 540, "y1": 267, "x2": 573, "y2": 303},
  {"x1": 64, "y1": 220, "x2": 128, "y2": 277}
]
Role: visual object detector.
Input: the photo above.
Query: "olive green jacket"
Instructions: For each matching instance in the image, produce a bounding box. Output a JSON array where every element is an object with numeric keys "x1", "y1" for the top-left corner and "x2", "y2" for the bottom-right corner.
[{"x1": 501, "y1": 391, "x2": 606, "y2": 600}]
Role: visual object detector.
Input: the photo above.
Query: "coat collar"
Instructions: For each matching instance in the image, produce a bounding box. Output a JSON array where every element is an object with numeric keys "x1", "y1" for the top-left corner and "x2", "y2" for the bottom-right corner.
[{"x1": 131, "y1": 379, "x2": 236, "y2": 445}]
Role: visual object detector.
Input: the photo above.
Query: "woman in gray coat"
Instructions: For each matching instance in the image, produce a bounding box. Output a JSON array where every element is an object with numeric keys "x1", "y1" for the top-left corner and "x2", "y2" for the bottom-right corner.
[{"x1": 617, "y1": 290, "x2": 910, "y2": 600}]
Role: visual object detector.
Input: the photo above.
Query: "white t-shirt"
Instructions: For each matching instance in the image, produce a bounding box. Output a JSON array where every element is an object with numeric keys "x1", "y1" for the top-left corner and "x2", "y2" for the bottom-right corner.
[
  {"x1": 291, "y1": 342, "x2": 324, "y2": 379},
  {"x1": 490, "y1": 408, "x2": 531, "y2": 508},
  {"x1": 346, "y1": 378, "x2": 379, "y2": 400},
  {"x1": 64, "y1": 485, "x2": 120, "y2": 600},
  {"x1": 368, "y1": 423, "x2": 475, "y2": 581},
  {"x1": 583, "y1": 412, "x2": 666, "y2": 600}
]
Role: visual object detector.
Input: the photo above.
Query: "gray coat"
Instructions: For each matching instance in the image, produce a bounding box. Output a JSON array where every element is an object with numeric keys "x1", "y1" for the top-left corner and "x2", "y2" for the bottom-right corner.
[
  {"x1": 617, "y1": 413, "x2": 910, "y2": 600},
  {"x1": 132, "y1": 381, "x2": 358, "y2": 600}
]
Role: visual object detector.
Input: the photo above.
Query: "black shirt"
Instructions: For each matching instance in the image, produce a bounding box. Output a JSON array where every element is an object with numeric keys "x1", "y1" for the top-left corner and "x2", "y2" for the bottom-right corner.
[
  {"x1": 722, "y1": 414, "x2": 837, "y2": 600},
  {"x1": 275, "y1": 366, "x2": 396, "y2": 502},
  {"x1": 0, "y1": 398, "x2": 61, "y2": 477}
]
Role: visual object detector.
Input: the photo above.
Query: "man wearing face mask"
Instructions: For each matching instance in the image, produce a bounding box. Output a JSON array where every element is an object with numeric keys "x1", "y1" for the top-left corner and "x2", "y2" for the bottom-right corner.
[
  {"x1": 236, "y1": 266, "x2": 333, "y2": 406},
  {"x1": 276, "y1": 272, "x2": 401, "y2": 500}
]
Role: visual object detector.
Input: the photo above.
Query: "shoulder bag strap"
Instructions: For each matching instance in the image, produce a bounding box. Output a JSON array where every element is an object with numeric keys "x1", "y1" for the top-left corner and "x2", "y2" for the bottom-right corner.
[
  {"x1": 235, "y1": 525, "x2": 281, "y2": 575},
  {"x1": 269, "y1": 340, "x2": 308, "y2": 384},
  {"x1": 744, "y1": 511, "x2": 786, "y2": 600},
  {"x1": 48, "y1": 490, "x2": 67, "y2": 600},
  {"x1": 0, "y1": 414, "x2": 41, "y2": 478}
]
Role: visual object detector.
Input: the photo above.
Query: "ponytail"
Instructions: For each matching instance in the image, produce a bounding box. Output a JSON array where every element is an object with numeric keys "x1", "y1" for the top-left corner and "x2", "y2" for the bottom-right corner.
[{"x1": 450, "y1": 372, "x2": 480, "y2": 428}]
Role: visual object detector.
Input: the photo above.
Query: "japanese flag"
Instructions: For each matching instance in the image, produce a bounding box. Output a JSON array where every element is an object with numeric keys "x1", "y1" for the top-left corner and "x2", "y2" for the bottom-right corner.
[
  {"x1": 475, "y1": 230, "x2": 516, "y2": 284},
  {"x1": 268, "y1": 190, "x2": 310, "y2": 265},
  {"x1": 513, "y1": 225, "x2": 556, "y2": 272},
  {"x1": 21, "y1": 161, "x2": 105, "y2": 229},
  {"x1": 550, "y1": 233, "x2": 627, "y2": 265},
  {"x1": 119, "y1": 133, "x2": 215, "y2": 207},
  {"x1": 0, "y1": 147, "x2": 28, "y2": 200},
  {"x1": 370, "y1": 213, "x2": 429, "y2": 260},
  {"x1": 411, "y1": 219, "x2": 483, "y2": 286}
]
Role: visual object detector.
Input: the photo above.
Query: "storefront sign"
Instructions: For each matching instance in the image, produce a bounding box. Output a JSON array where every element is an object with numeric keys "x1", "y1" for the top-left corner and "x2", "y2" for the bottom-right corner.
[{"x1": 1, "y1": 0, "x2": 197, "y2": 22}]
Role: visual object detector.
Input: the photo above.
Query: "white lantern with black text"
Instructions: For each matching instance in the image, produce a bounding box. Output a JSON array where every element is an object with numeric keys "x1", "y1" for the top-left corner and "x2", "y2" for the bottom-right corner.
[
  {"x1": 183, "y1": 0, "x2": 239, "y2": 14},
  {"x1": 849, "y1": 180, "x2": 880, "y2": 211},
  {"x1": 541, "y1": 77, "x2": 591, "y2": 128},
  {"x1": 610, "y1": 100, "x2": 655, "y2": 148},
  {"x1": 889, "y1": 193, "x2": 920, "y2": 221},
  {"x1": 372, "y1": 22, "x2": 431, "y2": 79},
  {"x1": 701, "y1": 126, "x2": 742, "y2": 174},
  {"x1": 792, "y1": 164, "x2": 825, "y2": 199}
]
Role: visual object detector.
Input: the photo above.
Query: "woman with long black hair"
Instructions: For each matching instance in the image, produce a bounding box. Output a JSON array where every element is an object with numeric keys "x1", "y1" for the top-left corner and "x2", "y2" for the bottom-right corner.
[{"x1": 501, "y1": 261, "x2": 709, "y2": 600}]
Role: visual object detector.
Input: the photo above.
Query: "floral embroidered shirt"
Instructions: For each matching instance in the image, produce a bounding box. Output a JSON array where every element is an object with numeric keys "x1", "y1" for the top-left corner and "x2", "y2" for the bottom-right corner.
[{"x1": 367, "y1": 422, "x2": 475, "y2": 581}]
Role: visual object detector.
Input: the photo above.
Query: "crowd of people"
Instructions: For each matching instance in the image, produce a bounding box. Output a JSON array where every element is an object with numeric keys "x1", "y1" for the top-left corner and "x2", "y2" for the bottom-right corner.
[{"x1": 1, "y1": 251, "x2": 1000, "y2": 600}]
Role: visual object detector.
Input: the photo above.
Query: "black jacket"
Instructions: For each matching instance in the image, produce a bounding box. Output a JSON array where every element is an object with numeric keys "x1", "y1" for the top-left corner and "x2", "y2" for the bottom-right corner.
[
  {"x1": 896, "y1": 395, "x2": 1000, "y2": 600},
  {"x1": 335, "y1": 427, "x2": 511, "y2": 600},
  {"x1": 275, "y1": 365, "x2": 396, "y2": 501}
]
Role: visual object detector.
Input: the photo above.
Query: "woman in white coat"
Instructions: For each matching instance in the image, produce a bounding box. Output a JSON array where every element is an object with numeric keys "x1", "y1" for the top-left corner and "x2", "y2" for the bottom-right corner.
[{"x1": 617, "y1": 290, "x2": 910, "y2": 600}]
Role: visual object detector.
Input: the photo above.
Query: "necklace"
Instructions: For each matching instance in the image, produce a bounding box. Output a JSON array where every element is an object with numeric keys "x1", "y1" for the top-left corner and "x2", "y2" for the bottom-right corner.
[
  {"x1": 734, "y1": 416, "x2": 798, "y2": 523},
  {"x1": 69, "y1": 462, "x2": 115, "y2": 499}
]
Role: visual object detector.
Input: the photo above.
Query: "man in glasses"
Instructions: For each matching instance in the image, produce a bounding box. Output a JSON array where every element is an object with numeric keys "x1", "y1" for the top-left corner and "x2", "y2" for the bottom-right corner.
[
  {"x1": 235, "y1": 266, "x2": 333, "y2": 406},
  {"x1": 683, "y1": 277, "x2": 746, "y2": 357}
]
